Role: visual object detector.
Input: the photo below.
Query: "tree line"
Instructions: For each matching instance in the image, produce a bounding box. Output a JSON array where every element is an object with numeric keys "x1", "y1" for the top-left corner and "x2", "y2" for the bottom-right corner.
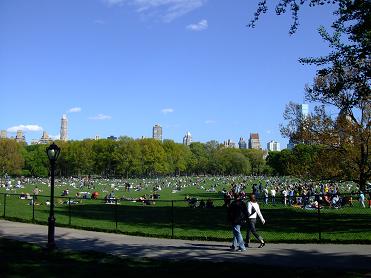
[
  {"x1": 0, "y1": 137, "x2": 367, "y2": 189},
  {"x1": 0, "y1": 138, "x2": 268, "y2": 178}
]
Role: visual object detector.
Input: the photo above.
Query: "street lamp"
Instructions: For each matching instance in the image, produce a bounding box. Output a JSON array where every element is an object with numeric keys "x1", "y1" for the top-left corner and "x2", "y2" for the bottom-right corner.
[{"x1": 46, "y1": 142, "x2": 60, "y2": 250}]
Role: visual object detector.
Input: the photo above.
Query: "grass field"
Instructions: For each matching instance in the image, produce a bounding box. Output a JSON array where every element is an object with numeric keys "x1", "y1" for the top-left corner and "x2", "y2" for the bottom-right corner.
[{"x1": 1, "y1": 177, "x2": 370, "y2": 243}]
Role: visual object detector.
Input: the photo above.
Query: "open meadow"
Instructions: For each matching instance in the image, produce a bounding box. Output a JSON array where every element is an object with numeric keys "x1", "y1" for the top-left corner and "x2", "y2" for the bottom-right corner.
[{"x1": 1, "y1": 176, "x2": 370, "y2": 243}]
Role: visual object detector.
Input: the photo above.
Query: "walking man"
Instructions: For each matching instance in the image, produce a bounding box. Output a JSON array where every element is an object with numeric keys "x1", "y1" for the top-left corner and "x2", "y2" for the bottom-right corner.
[{"x1": 228, "y1": 193, "x2": 248, "y2": 252}]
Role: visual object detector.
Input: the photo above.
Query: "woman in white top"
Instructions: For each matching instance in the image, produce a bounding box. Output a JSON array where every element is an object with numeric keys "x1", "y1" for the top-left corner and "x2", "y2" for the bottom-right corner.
[{"x1": 246, "y1": 194, "x2": 266, "y2": 248}]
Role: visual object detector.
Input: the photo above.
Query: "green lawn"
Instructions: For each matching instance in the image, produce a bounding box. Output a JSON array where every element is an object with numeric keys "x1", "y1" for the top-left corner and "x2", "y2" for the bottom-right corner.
[{"x1": 1, "y1": 177, "x2": 370, "y2": 243}]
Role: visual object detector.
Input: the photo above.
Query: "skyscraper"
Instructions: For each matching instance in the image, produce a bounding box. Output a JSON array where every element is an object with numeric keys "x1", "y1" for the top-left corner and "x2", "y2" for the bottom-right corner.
[
  {"x1": 15, "y1": 130, "x2": 25, "y2": 143},
  {"x1": 39, "y1": 131, "x2": 52, "y2": 144},
  {"x1": 0, "y1": 130, "x2": 7, "y2": 139},
  {"x1": 249, "y1": 133, "x2": 261, "y2": 149},
  {"x1": 183, "y1": 131, "x2": 192, "y2": 146},
  {"x1": 224, "y1": 139, "x2": 236, "y2": 148},
  {"x1": 299, "y1": 103, "x2": 309, "y2": 118},
  {"x1": 152, "y1": 124, "x2": 162, "y2": 141},
  {"x1": 288, "y1": 103, "x2": 310, "y2": 149},
  {"x1": 267, "y1": 140, "x2": 281, "y2": 151},
  {"x1": 238, "y1": 137, "x2": 247, "y2": 149},
  {"x1": 60, "y1": 114, "x2": 68, "y2": 141}
]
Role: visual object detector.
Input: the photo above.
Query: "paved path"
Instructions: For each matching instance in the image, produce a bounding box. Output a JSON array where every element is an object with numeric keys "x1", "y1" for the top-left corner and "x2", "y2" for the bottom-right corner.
[{"x1": 1, "y1": 220, "x2": 370, "y2": 270}]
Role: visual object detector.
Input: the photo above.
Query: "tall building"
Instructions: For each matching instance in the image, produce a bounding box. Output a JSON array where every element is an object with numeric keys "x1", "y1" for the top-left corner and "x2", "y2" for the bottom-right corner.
[
  {"x1": 152, "y1": 124, "x2": 162, "y2": 141},
  {"x1": 288, "y1": 103, "x2": 310, "y2": 149},
  {"x1": 238, "y1": 137, "x2": 247, "y2": 149},
  {"x1": 39, "y1": 131, "x2": 52, "y2": 144},
  {"x1": 267, "y1": 140, "x2": 281, "y2": 151},
  {"x1": 15, "y1": 130, "x2": 25, "y2": 143},
  {"x1": 249, "y1": 133, "x2": 261, "y2": 149},
  {"x1": 60, "y1": 114, "x2": 68, "y2": 141},
  {"x1": 299, "y1": 103, "x2": 309, "y2": 118},
  {"x1": 183, "y1": 131, "x2": 192, "y2": 146},
  {"x1": 224, "y1": 139, "x2": 236, "y2": 148},
  {"x1": 0, "y1": 130, "x2": 7, "y2": 139}
]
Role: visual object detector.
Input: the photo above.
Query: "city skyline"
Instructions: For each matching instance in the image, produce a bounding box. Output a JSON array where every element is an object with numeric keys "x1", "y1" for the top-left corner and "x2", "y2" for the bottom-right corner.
[
  {"x1": 0, "y1": 1, "x2": 338, "y2": 148},
  {"x1": 1, "y1": 116, "x2": 282, "y2": 150}
]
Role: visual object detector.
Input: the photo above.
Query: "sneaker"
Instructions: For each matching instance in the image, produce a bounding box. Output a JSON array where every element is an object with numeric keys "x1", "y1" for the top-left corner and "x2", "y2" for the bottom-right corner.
[
  {"x1": 258, "y1": 242, "x2": 265, "y2": 248},
  {"x1": 230, "y1": 245, "x2": 237, "y2": 251},
  {"x1": 237, "y1": 248, "x2": 247, "y2": 252}
]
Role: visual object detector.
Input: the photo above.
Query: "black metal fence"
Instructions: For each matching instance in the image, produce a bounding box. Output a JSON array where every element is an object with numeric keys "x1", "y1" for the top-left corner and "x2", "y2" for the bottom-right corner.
[{"x1": 1, "y1": 193, "x2": 370, "y2": 243}]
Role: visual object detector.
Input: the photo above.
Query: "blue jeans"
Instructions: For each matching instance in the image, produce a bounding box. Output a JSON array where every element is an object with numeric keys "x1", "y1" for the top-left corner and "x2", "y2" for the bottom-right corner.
[{"x1": 232, "y1": 224, "x2": 246, "y2": 250}]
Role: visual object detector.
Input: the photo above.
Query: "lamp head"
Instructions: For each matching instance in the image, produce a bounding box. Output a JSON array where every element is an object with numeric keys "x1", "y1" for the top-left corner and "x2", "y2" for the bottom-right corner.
[{"x1": 46, "y1": 142, "x2": 61, "y2": 162}]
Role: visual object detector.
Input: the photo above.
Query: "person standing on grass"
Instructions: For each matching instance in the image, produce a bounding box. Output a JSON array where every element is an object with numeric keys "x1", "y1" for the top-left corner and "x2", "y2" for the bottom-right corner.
[
  {"x1": 228, "y1": 193, "x2": 248, "y2": 252},
  {"x1": 245, "y1": 194, "x2": 266, "y2": 248},
  {"x1": 359, "y1": 191, "x2": 365, "y2": 208}
]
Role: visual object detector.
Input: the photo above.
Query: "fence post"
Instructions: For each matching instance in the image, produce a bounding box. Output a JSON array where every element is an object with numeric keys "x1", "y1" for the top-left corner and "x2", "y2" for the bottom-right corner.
[
  {"x1": 3, "y1": 193, "x2": 6, "y2": 217},
  {"x1": 171, "y1": 200, "x2": 174, "y2": 239},
  {"x1": 115, "y1": 199, "x2": 118, "y2": 231},
  {"x1": 32, "y1": 194, "x2": 35, "y2": 222},
  {"x1": 68, "y1": 197, "x2": 71, "y2": 226}
]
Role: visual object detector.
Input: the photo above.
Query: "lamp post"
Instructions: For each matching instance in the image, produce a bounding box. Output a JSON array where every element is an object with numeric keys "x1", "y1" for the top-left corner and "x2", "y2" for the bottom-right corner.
[{"x1": 46, "y1": 142, "x2": 60, "y2": 250}]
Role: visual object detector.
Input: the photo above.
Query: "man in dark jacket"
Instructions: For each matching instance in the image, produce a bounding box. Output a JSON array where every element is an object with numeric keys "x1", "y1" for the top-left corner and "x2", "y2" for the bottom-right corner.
[{"x1": 228, "y1": 193, "x2": 248, "y2": 251}]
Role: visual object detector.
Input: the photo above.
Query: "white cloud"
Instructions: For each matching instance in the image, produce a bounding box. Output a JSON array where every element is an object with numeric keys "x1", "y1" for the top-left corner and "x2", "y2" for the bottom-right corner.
[
  {"x1": 186, "y1": 19, "x2": 208, "y2": 31},
  {"x1": 7, "y1": 125, "x2": 43, "y2": 133},
  {"x1": 89, "y1": 114, "x2": 112, "y2": 120},
  {"x1": 161, "y1": 108, "x2": 174, "y2": 114},
  {"x1": 68, "y1": 107, "x2": 82, "y2": 113},
  {"x1": 103, "y1": 0, "x2": 207, "y2": 22},
  {"x1": 204, "y1": 120, "x2": 216, "y2": 124}
]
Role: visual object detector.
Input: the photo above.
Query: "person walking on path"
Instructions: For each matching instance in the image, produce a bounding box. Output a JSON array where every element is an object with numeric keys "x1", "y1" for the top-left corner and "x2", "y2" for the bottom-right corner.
[
  {"x1": 246, "y1": 194, "x2": 266, "y2": 248},
  {"x1": 228, "y1": 193, "x2": 248, "y2": 252}
]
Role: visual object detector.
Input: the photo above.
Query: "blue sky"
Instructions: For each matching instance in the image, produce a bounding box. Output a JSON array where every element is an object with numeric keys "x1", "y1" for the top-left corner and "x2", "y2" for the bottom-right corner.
[{"x1": 0, "y1": 0, "x2": 337, "y2": 148}]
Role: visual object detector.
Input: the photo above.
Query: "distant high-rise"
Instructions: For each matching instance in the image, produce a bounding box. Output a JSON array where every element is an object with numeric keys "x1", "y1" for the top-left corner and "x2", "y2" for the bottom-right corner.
[
  {"x1": 40, "y1": 131, "x2": 52, "y2": 144},
  {"x1": 238, "y1": 137, "x2": 247, "y2": 149},
  {"x1": 60, "y1": 114, "x2": 68, "y2": 141},
  {"x1": 15, "y1": 130, "x2": 25, "y2": 143},
  {"x1": 0, "y1": 130, "x2": 7, "y2": 139},
  {"x1": 299, "y1": 103, "x2": 309, "y2": 118},
  {"x1": 152, "y1": 124, "x2": 162, "y2": 141},
  {"x1": 249, "y1": 133, "x2": 261, "y2": 149},
  {"x1": 224, "y1": 139, "x2": 236, "y2": 148},
  {"x1": 183, "y1": 131, "x2": 192, "y2": 146},
  {"x1": 267, "y1": 140, "x2": 281, "y2": 151},
  {"x1": 288, "y1": 103, "x2": 309, "y2": 149}
]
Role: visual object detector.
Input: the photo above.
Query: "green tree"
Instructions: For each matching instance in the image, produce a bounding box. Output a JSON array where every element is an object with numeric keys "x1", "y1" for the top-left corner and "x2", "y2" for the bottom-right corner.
[
  {"x1": 189, "y1": 142, "x2": 210, "y2": 175},
  {"x1": 23, "y1": 144, "x2": 49, "y2": 177},
  {"x1": 243, "y1": 149, "x2": 266, "y2": 175},
  {"x1": 252, "y1": 0, "x2": 370, "y2": 189},
  {"x1": 113, "y1": 138, "x2": 142, "y2": 178},
  {"x1": 139, "y1": 139, "x2": 169, "y2": 176},
  {"x1": 65, "y1": 140, "x2": 95, "y2": 176},
  {"x1": 215, "y1": 148, "x2": 251, "y2": 175},
  {"x1": 92, "y1": 139, "x2": 117, "y2": 177},
  {"x1": 163, "y1": 140, "x2": 192, "y2": 176},
  {"x1": 0, "y1": 139, "x2": 24, "y2": 176}
]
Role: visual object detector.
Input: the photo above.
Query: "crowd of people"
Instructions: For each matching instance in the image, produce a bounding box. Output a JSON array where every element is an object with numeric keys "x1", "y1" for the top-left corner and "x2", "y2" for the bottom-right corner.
[{"x1": 0, "y1": 174, "x2": 369, "y2": 209}]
